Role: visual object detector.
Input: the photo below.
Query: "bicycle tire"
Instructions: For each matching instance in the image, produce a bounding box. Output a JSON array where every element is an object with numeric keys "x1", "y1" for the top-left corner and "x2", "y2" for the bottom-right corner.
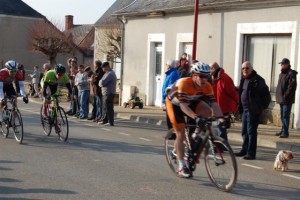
[
  {"x1": 40, "y1": 105, "x2": 52, "y2": 136},
  {"x1": 164, "y1": 131, "x2": 179, "y2": 175},
  {"x1": 1, "y1": 109, "x2": 10, "y2": 137},
  {"x1": 12, "y1": 109, "x2": 23, "y2": 144},
  {"x1": 56, "y1": 106, "x2": 68, "y2": 142},
  {"x1": 204, "y1": 136, "x2": 238, "y2": 192}
]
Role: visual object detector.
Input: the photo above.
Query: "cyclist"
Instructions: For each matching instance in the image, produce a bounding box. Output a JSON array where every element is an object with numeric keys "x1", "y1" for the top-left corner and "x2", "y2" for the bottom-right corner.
[
  {"x1": 165, "y1": 61, "x2": 225, "y2": 178},
  {"x1": 42, "y1": 64, "x2": 71, "y2": 117},
  {"x1": 0, "y1": 60, "x2": 28, "y2": 116}
]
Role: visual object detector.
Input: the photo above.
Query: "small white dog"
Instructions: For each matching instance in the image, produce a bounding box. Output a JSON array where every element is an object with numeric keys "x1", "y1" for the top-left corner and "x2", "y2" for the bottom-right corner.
[{"x1": 273, "y1": 150, "x2": 294, "y2": 171}]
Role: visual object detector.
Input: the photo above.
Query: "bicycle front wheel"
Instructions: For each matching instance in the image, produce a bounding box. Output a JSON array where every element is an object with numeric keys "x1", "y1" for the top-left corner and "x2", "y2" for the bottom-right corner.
[
  {"x1": 1, "y1": 109, "x2": 10, "y2": 137},
  {"x1": 40, "y1": 105, "x2": 52, "y2": 136},
  {"x1": 56, "y1": 106, "x2": 68, "y2": 142},
  {"x1": 204, "y1": 137, "x2": 238, "y2": 192},
  {"x1": 12, "y1": 109, "x2": 23, "y2": 144}
]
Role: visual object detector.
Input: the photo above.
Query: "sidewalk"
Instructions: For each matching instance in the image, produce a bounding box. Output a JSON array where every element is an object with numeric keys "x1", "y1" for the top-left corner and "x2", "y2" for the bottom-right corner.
[
  {"x1": 113, "y1": 105, "x2": 300, "y2": 152},
  {"x1": 29, "y1": 96, "x2": 300, "y2": 152}
]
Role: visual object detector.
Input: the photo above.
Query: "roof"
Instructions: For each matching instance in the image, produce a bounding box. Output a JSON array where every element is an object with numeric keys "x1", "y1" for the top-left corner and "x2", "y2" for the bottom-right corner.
[
  {"x1": 113, "y1": 0, "x2": 300, "y2": 16},
  {"x1": 65, "y1": 25, "x2": 94, "y2": 46},
  {"x1": 94, "y1": 0, "x2": 135, "y2": 27},
  {"x1": 0, "y1": 0, "x2": 44, "y2": 18}
]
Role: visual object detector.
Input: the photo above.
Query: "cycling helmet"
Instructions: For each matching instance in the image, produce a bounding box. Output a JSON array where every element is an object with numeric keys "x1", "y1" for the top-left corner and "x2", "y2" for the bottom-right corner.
[
  {"x1": 54, "y1": 64, "x2": 66, "y2": 74},
  {"x1": 5, "y1": 60, "x2": 17, "y2": 71},
  {"x1": 191, "y1": 61, "x2": 210, "y2": 74}
]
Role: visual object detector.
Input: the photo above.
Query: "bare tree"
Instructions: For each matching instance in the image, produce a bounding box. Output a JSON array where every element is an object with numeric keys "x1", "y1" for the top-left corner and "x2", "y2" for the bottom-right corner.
[
  {"x1": 29, "y1": 19, "x2": 75, "y2": 66},
  {"x1": 95, "y1": 26, "x2": 121, "y2": 63}
]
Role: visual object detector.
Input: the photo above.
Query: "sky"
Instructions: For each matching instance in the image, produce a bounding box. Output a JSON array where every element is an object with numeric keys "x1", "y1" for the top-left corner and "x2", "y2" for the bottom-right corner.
[{"x1": 22, "y1": 0, "x2": 116, "y2": 25}]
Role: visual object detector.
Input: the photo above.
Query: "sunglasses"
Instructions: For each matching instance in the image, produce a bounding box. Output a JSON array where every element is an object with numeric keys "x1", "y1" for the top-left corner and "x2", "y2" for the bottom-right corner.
[
  {"x1": 57, "y1": 73, "x2": 64, "y2": 77},
  {"x1": 8, "y1": 70, "x2": 16, "y2": 74},
  {"x1": 242, "y1": 67, "x2": 250, "y2": 71},
  {"x1": 194, "y1": 74, "x2": 209, "y2": 79}
]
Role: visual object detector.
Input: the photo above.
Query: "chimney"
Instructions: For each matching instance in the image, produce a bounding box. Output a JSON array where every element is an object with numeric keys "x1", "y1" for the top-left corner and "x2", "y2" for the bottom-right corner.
[{"x1": 65, "y1": 15, "x2": 73, "y2": 30}]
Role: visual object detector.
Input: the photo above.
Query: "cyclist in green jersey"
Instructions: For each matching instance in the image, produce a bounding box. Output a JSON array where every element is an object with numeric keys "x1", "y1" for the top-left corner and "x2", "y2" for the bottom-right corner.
[{"x1": 42, "y1": 64, "x2": 71, "y2": 117}]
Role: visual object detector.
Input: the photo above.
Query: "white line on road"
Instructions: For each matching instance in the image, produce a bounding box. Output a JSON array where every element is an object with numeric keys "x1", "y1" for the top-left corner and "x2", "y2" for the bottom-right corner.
[
  {"x1": 101, "y1": 128, "x2": 111, "y2": 131},
  {"x1": 85, "y1": 124, "x2": 95, "y2": 127},
  {"x1": 282, "y1": 173, "x2": 300, "y2": 180},
  {"x1": 119, "y1": 132, "x2": 130, "y2": 136},
  {"x1": 242, "y1": 164, "x2": 263, "y2": 169},
  {"x1": 139, "y1": 137, "x2": 152, "y2": 142}
]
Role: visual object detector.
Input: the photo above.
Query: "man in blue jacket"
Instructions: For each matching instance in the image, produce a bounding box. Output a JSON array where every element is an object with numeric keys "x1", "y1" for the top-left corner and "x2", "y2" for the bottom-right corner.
[{"x1": 162, "y1": 59, "x2": 180, "y2": 110}]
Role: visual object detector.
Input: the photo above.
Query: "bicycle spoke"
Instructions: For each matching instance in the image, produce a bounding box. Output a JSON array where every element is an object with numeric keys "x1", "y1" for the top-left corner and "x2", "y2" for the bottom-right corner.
[
  {"x1": 40, "y1": 105, "x2": 52, "y2": 136},
  {"x1": 205, "y1": 138, "x2": 237, "y2": 192},
  {"x1": 12, "y1": 110, "x2": 23, "y2": 144},
  {"x1": 56, "y1": 107, "x2": 68, "y2": 142}
]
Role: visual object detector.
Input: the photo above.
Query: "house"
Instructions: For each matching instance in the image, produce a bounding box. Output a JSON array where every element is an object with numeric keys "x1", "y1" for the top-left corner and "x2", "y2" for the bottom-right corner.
[
  {"x1": 0, "y1": 0, "x2": 84, "y2": 73},
  {"x1": 64, "y1": 15, "x2": 95, "y2": 67},
  {"x1": 108, "y1": 0, "x2": 300, "y2": 128},
  {"x1": 94, "y1": 0, "x2": 135, "y2": 92}
]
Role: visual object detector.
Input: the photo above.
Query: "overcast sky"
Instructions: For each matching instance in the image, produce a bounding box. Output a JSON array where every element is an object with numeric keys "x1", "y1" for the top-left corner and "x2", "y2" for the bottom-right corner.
[{"x1": 22, "y1": 0, "x2": 116, "y2": 24}]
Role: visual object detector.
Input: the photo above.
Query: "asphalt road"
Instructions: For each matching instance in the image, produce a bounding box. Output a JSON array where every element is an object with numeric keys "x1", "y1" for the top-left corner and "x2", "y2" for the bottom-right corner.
[{"x1": 0, "y1": 100, "x2": 299, "y2": 200}]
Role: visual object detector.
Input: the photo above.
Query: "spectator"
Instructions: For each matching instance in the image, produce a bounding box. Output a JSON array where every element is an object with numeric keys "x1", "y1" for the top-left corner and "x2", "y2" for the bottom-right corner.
[
  {"x1": 88, "y1": 60, "x2": 104, "y2": 122},
  {"x1": 162, "y1": 59, "x2": 180, "y2": 110},
  {"x1": 75, "y1": 65, "x2": 89, "y2": 119},
  {"x1": 235, "y1": 61, "x2": 271, "y2": 160},
  {"x1": 66, "y1": 58, "x2": 78, "y2": 115},
  {"x1": 84, "y1": 66, "x2": 93, "y2": 118},
  {"x1": 98, "y1": 62, "x2": 117, "y2": 126},
  {"x1": 28, "y1": 66, "x2": 41, "y2": 98},
  {"x1": 176, "y1": 60, "x2": 189, "y2": 78},
  {"x1": 275, "y1": 58, "x2": 298, "y2": 138},
  {"x1": 179, "y1": 53, "x2": 190, "y2": 73},
  {"x1": 209, "y1": 62, "x2": 238, "y2": 141},
  {"x1": 40, "y1": 63, "x2": 51, "y2": 89}
]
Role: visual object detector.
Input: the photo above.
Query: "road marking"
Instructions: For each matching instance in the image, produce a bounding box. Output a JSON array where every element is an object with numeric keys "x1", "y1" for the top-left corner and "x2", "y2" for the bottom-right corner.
[
  {"x1": 282, "y1": 174, "x2": 300, "y2": 180},
  {"x1": 242, "y1": 164, "x2": 263, "y2": 169},
  {"x1": 84, "y1": 124, "x2": 94, "y2": 127},
  {"x1": 101, "y1": 128, "x2": 111, "y2": 131},
  {"x1": 119, "y1": 132, "x2": 130, "y2": 136},
  {"x1": 139, "y1": 137, "x2": 152, "y2": 142}
]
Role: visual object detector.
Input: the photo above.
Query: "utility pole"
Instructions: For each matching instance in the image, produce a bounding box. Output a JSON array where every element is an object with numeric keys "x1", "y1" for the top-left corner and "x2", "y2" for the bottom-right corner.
[{"x1": 192, "y1": 0, "x2": 199, "y2": 60}]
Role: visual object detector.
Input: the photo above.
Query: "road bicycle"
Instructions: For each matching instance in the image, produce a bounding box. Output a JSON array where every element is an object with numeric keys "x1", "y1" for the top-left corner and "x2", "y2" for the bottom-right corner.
[
  {"x1": 0, "y1": 97, "x2": 23, "y2": 144},
  {"x1": 40, "y1": 94, "x2": 69, "y2": 142},
  {"x1": 164, "y1": 116, "x2": 238, "y2": 192}
]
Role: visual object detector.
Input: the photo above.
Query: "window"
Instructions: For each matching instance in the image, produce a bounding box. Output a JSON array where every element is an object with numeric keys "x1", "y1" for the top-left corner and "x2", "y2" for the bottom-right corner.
[{"x1": 244, "y1": 35, "x2": 291, "y2": 92}]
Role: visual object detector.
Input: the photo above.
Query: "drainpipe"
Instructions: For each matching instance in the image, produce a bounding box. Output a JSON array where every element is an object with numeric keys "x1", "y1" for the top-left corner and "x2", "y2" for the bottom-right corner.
[
  {"x1": 192, "y1": 0, "x2": 199, "y2": 60},
  {"x1": 117, "y1": 16, "x2": 127, "y2": 106}
]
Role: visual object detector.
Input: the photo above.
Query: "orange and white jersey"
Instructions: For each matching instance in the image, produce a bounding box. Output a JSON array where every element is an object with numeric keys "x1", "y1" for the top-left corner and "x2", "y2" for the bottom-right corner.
[{"x1": 167, "y1": 77, "x2": 216, "y2": 106}]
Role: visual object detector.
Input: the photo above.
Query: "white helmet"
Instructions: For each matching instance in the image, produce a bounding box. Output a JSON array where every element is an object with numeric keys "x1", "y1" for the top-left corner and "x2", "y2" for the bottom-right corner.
[
  {"x1": 5, "y1": 60, "x2": 17, "y2": 71},
  {"x1": 191, "y1": 61, "x2": 210, "y2": 74}
]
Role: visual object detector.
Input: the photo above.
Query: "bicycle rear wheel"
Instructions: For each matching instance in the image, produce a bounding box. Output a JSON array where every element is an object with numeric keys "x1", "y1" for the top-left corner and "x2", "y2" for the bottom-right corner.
[
  {"x1": 1, "y1": 109, "x2": 10, "y2": 137},
  {"x1": 40, "y1": 105, "x2": 52, "y2": 136},
  {"x1": 204, "y1": 137, "x2": 237, "y2": 192},
  {"x1": 12, "y1": 109, "x2": 23, "y2": 144},
  {"x1": 56, "y1": 106, "x2": 68, "y2": 142},
  {"x1": 164, "y1": 131, "x2": 179, "y2": 175}
]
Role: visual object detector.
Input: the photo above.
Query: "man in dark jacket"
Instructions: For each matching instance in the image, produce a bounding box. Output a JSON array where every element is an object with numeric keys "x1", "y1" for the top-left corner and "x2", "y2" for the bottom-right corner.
[
  {"x1": 275, "y1": 58, "x2": 297, "y2": 138},
  {"x1": 88, "y1": 60, "x2": 104, "y2": 122},
  {"x1": 235, "y1": 61, "x2": 271, "y2": 160}
]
